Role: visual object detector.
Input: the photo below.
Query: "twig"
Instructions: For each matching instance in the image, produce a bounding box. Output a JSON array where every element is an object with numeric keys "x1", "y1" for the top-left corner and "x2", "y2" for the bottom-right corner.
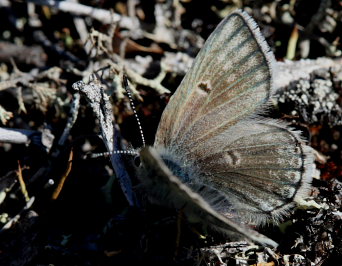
[
  {"x1": 302, "y1": 0, "x2": 331, "y2": 35},
  {"x1": 33, "y1": 30, "x2": 81, "y2": 64},
  {"x1": 0, "y1": 41, "x2": 46, "y2": 67},
  {"x1": 0, "y1": 127, "x2": 38, "y2": 144},
  {"x1": 73, "y1": 14, "x2": 92, "y2": 54},
  {"x1": 124, "y1": 66, "x2": 170, "y2": 94},
  {"x1": 17, "y1": 87, "x2": 27, "y2": 113},
  {"x1": 85, "y1": 28, "x2": 170, "y2": 96},
  {"x1": 0, "y1": 197, "x2": 35, "y2": 232},
  {"x1": 57, "y1": 93, "x2": 80, "y2": 147},
  {"x1": 298, "y1": 0, "x2": 331, "y2": 58},
  {"x1": 286, "y1": 24, "x2": 299, "y2": 60},
  {"x1": 0, "y1": 0, "x2": 10, "y2": 7},
  {"x1": 25, "y1": 0, "x2": 140, "y2": 30},
  {"x1": 0, "y1": 106, "x2": 13, "y2": 125},
  {"x1": 0, "y1": 66, "x2": 64, "y2": 91},
  {"x1": 16, "y1": 162, "x2": 30, "y2": 202},
  {"x1": 108, "y1": 59, "x2": 170, "y2": 94},
  {"x1": 51, "y1": 150, "x2": 73, "y2": 200},
  {"x1": 0, "y1": 127, "x2": 54, "y2": 153}
]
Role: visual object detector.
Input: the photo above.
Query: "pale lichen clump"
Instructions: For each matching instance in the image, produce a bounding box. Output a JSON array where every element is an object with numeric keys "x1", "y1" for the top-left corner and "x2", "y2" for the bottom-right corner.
[{"x1": 277, "y1": 71, "x2": 342, "y2": 126}]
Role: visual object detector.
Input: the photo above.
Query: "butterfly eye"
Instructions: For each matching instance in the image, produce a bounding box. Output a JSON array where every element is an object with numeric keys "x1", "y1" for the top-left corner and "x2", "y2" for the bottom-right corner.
[{"x1": 134, "y1": 155, "x2": 141, "y2": 167}]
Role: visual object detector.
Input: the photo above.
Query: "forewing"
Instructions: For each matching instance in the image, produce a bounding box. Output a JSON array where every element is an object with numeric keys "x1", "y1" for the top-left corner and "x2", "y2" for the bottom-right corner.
[
  {"x1": 155, "y1": 10, "x2": 275, "y2": 150},
  {"x1": 189, "y1": 119, "x2": 314, "y2": 224}
]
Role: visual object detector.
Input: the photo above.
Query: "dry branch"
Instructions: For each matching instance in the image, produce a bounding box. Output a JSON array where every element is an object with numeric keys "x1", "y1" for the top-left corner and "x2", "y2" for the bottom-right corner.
[{"x1": 26, "y1": 0, "x2": 140, "y2": 30}]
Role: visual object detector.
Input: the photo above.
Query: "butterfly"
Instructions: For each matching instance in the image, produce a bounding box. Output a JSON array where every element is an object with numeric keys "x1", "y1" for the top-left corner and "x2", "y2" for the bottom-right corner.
[{"x1": 137, "y1": 10, "x2": 314, "y2": 247}]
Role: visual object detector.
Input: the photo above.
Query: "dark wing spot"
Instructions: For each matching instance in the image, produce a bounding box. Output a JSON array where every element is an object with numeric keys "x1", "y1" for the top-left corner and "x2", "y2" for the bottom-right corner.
[{"x1": 198, "y1": 82, "x2": 212, "y2": 94}]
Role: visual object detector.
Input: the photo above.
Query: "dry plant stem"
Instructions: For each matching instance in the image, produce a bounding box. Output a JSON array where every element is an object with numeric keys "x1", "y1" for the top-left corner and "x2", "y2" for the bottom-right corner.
[
  {"x1": 127, "y1": 0, "x2": 137, "y2": 19},
  {"x1": 87, "y1": 28, "x2": 170, "y2": 95},
  {"x1": 109, "y1": 59, "x2": 170, "y2": 94},
  {"x1": 0, "y1": 66, "x2": 63, "y2": 91},
  {"x1": 26, "y1": 0, "x2": 139, "y2": 30},
  {"x1": 0, "y1": 196, "x2": 35, "y2": 233},
  {"x1": 0, "y1": 63, "x2": 62, "y2": 123},
  {"x1": 0, "y1": 105, "x2": 13, "y2": 124},
  {"x1": 27, "y1": 1, "x2": 42, "y2": 28},
  {"x1": 174, "y1": 208, "x2": 184, "y2": 257},
  {"x1": 0, "y1": 72, "x2": 33, "y2": 92},
  {"x1": 173, "y1": 0, "x2": 184, "y2": 28},
  {"x1": 0, "y1": 0, "x2": 10, "y2": 7},
  {"x1": 303, "y1": 0, "x2": 331, "y2": 35},
  {"x1": 286, "y1": 24, "x2": 299, "y2": 60},
  {"x1": 0, "y1": 127, "x2": 39, "y2": 144},
  {"x1": 299, "y1": 0, "x2": 331, "y2": 57},
  {"x1": 17, "y1": 87, "x2": 27, "y2": 113},
  {"x1": 0, "y1": 127, "x2": 53, "y2": 151},
  {"x1": 73, "y1": 17, "x2": 91, "y2": 52},
  {"x1": 72, "y1": 75, "x2": 136, "y2": 206},
  {"x1": 0, "y1": 41, "x2": 46, "y2": 67},
  {"x1": 88, "y1": 28, "x2": 114, "y2": 56},
  {"x1": 51, "y1": 150, "x2": 73, "y2": 200},
  {"x1": 152, "y1": 3, "x2": 176, "y2": 46},
  {"x1": 57, "y1": 93, "x2": 80, "y2": 146},
  {"x1": 17, "y1": 162, "x2": 30, "y2": 202},
  {"x1": 34, "y1": 30, "x2": 80, "y2": 63}
]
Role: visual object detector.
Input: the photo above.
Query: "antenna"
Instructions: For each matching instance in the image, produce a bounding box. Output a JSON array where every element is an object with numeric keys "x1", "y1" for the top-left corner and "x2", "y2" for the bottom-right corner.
[
  {"x1": 122, "y1": 74, "x2": 146, "y2": 147},
  {"x1": 86, "y1": 150, "x2": 138, "y2": 159}
]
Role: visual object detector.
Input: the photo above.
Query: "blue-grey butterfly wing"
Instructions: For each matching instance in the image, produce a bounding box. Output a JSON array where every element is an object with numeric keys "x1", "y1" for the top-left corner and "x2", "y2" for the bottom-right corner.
[
  {"x1": 140, "y1": 147, "x2": 278, "y2": 247},
  {"x1": 152, "y1": 10, "x2": 314, "y2": 224},
  {"x1": 155, "y1": 10, "x2": 275, "y2": 149},
  {"x1": 186, "y1": 119, "x2": 314, "y2": 224}
]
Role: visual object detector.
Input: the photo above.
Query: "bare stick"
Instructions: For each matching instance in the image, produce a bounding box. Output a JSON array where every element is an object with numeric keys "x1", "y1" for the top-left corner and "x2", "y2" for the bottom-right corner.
[
  {"x1": 57, "y1": 93, "x2": 80, "y2": 146},
  {"x1": 0, "y1": 127, "x2": 38, "y2": 144},
  {"x1": 26, "y1": 0, "x2": 139, "y2": 30}
]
